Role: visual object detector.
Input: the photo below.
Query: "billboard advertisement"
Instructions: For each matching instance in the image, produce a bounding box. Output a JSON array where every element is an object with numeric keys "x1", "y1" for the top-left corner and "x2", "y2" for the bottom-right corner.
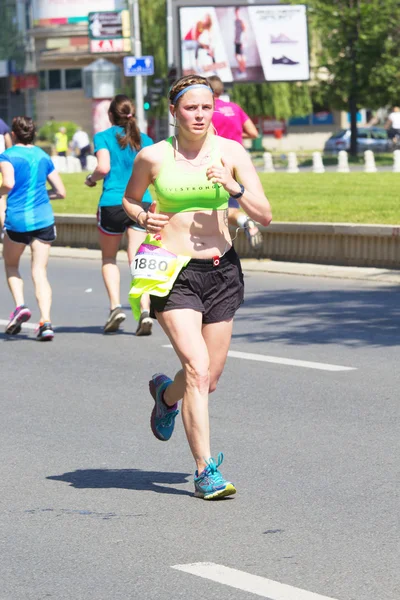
[
  {"x1": 32, "y1": 0, "x2": 126, "y2": 23},
  {"x1": 179, "y1": 4, "x2": 309, "y2": 83}
]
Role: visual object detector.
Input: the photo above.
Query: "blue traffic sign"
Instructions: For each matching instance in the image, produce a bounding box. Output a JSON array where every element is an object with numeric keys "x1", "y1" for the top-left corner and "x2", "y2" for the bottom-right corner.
[{"x1": 123, "y1": 56, "x2": 154, "y2": 77}]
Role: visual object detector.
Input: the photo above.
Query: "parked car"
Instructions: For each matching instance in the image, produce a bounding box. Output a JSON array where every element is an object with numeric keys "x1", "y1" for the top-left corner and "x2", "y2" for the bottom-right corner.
[{"x1": 324, "y1": 127, "x2": 392, "y2": 153}]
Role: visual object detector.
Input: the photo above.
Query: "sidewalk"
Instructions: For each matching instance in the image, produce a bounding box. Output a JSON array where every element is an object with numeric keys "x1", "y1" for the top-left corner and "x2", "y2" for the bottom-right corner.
[{"x1": 48, "y1": 246, "x2": 400, "y2": 285}]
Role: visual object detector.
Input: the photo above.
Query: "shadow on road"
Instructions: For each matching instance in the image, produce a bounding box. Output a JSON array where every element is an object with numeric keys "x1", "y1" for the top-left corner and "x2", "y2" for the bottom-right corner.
[
  {"x1": 54, "y1": 326, "x2": 136, "y2": 336},
  {"x1": 47, "y1": 468, "x2": 192, "y2": 496},
  {"x1": 235, "y1": 285, "x2": 400, "y2": 347}
]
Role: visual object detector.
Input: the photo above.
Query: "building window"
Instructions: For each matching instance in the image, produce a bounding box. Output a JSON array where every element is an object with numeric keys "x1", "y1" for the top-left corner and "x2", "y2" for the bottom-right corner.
[
  {"x1": 48, "y1": 70, "x2": 61, "y2": 90},
  {"x1": 65, "y1": 69, "x2": 82, "y2": 89},
  {"x1": 39, "y1": 70, "x2": 47, "y2": 91}
]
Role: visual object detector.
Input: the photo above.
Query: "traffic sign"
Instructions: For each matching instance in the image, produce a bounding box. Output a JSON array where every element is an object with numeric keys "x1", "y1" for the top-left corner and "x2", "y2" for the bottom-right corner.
[{"x1": 123, "y1": 56, "x2": 154, "y2": 77}]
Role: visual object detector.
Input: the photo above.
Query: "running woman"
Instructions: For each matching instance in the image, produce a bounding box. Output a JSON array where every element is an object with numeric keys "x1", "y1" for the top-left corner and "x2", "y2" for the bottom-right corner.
[
  {"x1": 123, "y1": 75, "x2": 272, "y2": 499},
  {"x1": 85, "y1": 95, "x2": 154, "y2": 335},
  {"x1": 0, "y1": 116, "x2": 66, "y2": 340}
]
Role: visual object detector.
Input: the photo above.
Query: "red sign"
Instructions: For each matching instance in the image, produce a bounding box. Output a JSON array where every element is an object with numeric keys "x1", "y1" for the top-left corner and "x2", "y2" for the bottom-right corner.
[
  {"x1": 90, "y1": 38, "x2": 130, "y2": 53},
  {"x1": 10, "y1": 74, "x2": 39, "y2": 92},
  {"x1": 253, "y1": 117, "x2": 286, "y2": 136}
]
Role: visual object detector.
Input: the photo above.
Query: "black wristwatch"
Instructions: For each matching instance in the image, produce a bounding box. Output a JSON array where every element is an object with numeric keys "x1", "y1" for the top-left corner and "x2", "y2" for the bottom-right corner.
[{"x1": 231, "y1": 183, "x2": 245, "y2": 199}]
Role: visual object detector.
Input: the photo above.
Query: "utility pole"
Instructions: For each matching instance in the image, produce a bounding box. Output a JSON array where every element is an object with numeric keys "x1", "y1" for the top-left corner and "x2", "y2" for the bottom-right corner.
[
  {"x1": 128, "y1": 0, "x2": 146, "y2": 132},
  {"x1": 166, "y1": 0, "x2": 175, "y2": 136}
]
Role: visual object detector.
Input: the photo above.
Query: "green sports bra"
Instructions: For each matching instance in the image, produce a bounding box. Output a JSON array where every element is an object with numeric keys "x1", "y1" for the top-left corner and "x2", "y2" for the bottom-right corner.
[{"x1": 153, "y1": 137, "x2": 230, "y2": 213}]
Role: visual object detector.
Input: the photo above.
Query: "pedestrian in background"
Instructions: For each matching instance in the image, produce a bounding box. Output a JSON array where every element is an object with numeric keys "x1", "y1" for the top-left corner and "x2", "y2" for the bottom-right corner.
[
  {"x1": 85, "y1": 94, "x2": 154, "y2": 335},
  {"x1": 385, "y1": 106, "x2": 400, "y2": 145},
  {"x1": 54, "y1": 126, "x2": 68, "y2": 157},
  {"x1": 70, "y1": 127, "x2": 91, "y2": 170},
  {"x1": 0, "y1": 116, "x2": 66, "y2": 340},
  {"x1": 0, "y1": 117, "x2": 12, "y2": 153},
  {"x1": 208, "y1": 75, "x2": 263, "y2": 251}
]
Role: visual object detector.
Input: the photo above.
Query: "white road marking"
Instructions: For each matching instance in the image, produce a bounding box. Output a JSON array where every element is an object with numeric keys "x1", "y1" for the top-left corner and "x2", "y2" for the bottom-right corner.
[
  {"x1": 0, "y1": 319, "x2": 37, "y2": 330},
  {"x1": 162, "y1": 345, "x2": 355, "y2": 372},
  {"x1": 172, "y1": 562, "x2": 339, "y2": 600}
]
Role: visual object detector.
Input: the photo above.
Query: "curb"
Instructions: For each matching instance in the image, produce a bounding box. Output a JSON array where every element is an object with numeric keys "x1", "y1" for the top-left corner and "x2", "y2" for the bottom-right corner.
[{"x1": 46, "y1": 246, "x2": 400, "y2": 285}]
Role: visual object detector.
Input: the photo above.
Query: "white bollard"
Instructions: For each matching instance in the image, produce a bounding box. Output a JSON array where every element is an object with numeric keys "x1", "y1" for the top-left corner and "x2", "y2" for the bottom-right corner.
[
  {"x1": 51, "y1": 156, "x2": 68, "y2": 173},
  {"x1": 364, "y1": 150, "x2": 377, "y2": 173},
  {"x1": 312, "y1": 151, "x2": 325, "y2": 173},
  {"x1": 286, "y1": 152, "x2": 299, "y2": 173},
  {"x1": 337, "y1": 150, "x2": 350, "y2": 173},
  {"x1": 393, "y1": 149, "x2": 400, "y2": 173},
  {"x1": 263, "y1": 152, "x2": 275, "y2": 173},
  {"x1": 66, "y1": 156, "x2": 82, "y2": 173},
  {"x1": 86, "y1": 155, "x2": 98, "y2": 172}
]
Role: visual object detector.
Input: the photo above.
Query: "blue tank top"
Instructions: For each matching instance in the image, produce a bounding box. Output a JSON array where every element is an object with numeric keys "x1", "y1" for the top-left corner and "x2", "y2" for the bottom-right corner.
[{"x1": 0, "y1": 145, "x2": 55, "y2": 232}]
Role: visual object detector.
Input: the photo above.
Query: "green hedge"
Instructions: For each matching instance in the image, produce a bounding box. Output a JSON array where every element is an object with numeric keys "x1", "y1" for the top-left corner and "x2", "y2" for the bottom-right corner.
[{"x1": 38, "y1": 121, "x2": 80, "y2": 143}]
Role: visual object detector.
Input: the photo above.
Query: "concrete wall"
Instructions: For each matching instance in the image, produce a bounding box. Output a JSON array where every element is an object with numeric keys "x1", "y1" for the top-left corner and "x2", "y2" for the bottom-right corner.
[
  {"x1": 53, "y1": 215, "x2": 400, "y2": 269},
  {"x1": 36, "y1": 89, "x2": 93, "y2": 133}
]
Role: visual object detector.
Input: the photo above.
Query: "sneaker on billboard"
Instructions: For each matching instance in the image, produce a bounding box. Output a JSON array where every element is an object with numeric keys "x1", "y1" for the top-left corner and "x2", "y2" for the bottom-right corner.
[
  {"x1": 194, "y1": 453, "x2": 236, "y2": 500},
  {"x1": 5, "y1": 305, "x2": 31, "y2": 335},
  {"x1": 271, "y1": 33, "x2": 298, "y2": 43},
  {"x1": 272, "y1": 56, "x2": 299, "y2": 65},
  {"x1": 149, "y1": 373, "x2": 179, "y2": 441}
]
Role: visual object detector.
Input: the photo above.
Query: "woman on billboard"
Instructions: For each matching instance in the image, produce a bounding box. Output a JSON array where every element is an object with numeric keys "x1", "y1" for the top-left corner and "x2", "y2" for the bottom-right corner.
[{"x1": 182, "y1": 13, "x2": 216, "y2": 74}]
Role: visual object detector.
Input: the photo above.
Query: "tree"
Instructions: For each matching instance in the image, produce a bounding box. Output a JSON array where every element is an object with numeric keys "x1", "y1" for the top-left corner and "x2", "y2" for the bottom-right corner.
[
  {"x1": 139, "y1": 0, "x2": 168, "y2": 116},
  {"x1": 0, "y1": 2, "x2": 25, "y2": 70},
  {"x1": 231, "y1": 82, "x2": 312, "y2": 121},
  {"x1": 303, "y1": 0, "x2": 400, "y2": 155}
]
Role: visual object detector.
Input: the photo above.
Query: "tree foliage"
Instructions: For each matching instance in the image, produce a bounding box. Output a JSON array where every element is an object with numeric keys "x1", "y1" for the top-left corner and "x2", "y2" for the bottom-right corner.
[
  {"x1": 139, "y1": 0, "x2": 168, "y2": 116},
  {"x1": 231, "y1": 82, "x2": 312, "y2": 119},
  {"x1": 304, "y1": 0, "x2": 400, "y2": 110},
  {"x1": 0, "y1": 3, "x2": 25, "y2": 69}
]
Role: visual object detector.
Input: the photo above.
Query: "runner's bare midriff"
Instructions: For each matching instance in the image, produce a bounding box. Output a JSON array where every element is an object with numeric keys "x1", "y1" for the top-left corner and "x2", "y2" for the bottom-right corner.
[{"x1": 158, "y1": 209, "x2": 232, "y2": 258}]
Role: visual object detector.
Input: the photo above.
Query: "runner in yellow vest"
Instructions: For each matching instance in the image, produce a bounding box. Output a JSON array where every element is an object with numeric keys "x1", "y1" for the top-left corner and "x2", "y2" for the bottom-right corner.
[{"x1": 54, "y1": 127, "x2": 68, "y2": 156}]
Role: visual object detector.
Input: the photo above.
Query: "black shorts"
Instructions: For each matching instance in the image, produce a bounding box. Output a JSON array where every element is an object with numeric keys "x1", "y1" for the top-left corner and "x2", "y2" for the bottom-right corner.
[
  {"x1": 388, "y1": 128, "x2": 400, "y2": 140},
  {"x1": 150, "y1": 246, "x2": 244, "y2": 324},
  {"x1": 5, "y1": 224, "x2": 56, "y2": 245},
  {"x1": 235, "y1": 43, "x2": 243, "y2": 55},
  {"x1": 97, "y1": 205, "x2": 147, "y2": 235}
]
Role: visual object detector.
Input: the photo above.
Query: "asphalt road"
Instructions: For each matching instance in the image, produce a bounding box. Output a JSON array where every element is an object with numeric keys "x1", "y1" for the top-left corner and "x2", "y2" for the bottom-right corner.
[{"x1": 0, "y1": 255, "x2": 399, "y2": 600}]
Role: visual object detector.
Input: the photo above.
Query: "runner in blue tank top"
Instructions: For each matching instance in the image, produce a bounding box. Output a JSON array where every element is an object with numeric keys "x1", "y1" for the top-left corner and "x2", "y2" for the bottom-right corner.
[
  {"x1": 0, "y1": 116, "x2": 65, "y2": 340},
  {"x1": 85, "y1": 94, "x2": 154, "y2": 335}
]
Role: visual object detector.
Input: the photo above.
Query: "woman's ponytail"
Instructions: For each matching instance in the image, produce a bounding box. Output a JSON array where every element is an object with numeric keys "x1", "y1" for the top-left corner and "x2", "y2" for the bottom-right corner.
[{"x1": 108, "y1": 95, "x2": 141, "y2": 151}]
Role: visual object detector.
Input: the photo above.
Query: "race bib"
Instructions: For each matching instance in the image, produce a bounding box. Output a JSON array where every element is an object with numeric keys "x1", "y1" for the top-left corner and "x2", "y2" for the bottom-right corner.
[{"x1": 130, "y1": 243, "x2": 178, "y2": 282}]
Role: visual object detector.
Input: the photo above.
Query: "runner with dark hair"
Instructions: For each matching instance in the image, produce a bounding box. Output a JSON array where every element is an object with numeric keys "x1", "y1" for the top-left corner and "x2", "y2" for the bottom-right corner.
[
  {"x1": 0, "y1": 116, "x2": 65, "y2": 340},
  {"x1": 85, "y1": 94, "x2": 154, "y2": 335}
]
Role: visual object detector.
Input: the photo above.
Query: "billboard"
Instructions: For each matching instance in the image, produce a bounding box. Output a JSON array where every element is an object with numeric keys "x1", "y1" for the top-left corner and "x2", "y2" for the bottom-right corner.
[
  {"x1": 32, "y1": 0, "x2": 126, "y2": 23},
  {"x1": 88, "y1": 10, "x2": 130, "y2": 39},
  {"x1": 179, "y1": 4, "x2": 309, "y2": 83}
]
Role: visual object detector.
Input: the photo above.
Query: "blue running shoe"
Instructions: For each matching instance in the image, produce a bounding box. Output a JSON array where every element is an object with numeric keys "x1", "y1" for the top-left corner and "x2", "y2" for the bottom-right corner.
[
  {"x1": 149, "y1": 373, "x2": 179, "y2": 441},
  {"x1": 194, "y1": 453, "x2": 236, "y2": 500}
]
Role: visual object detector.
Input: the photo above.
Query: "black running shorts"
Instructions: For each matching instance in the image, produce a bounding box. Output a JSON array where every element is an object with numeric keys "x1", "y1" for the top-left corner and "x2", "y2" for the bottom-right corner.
[
  {"x1": 235, "y1": 43, "x2": 243, "y2": 55},
  {"x1": 150, "y1": 246, "x2": 244, "y2": 324},
  {"x1": 97, "y1": 205, "x2": 149, "y2": 235},
  {"x1": 5, "y1": 224, "x2": 56, "y2": 245}
]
